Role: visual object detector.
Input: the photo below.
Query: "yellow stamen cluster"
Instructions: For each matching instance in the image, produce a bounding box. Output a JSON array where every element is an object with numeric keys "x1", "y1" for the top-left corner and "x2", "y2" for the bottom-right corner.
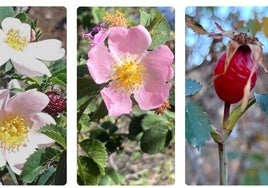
[
  {"x1": 0, "y1": 115, "x2": 30, "y2": 149},
  {"x1": 5, "y1": 29, "x2": 28, "y2": 51},
  {"x1": 104, "y1": 10, "x2": 128, "y2": 28},
  {"x1": 112, "y1": 56, "x2": 147, "y2": 92}
]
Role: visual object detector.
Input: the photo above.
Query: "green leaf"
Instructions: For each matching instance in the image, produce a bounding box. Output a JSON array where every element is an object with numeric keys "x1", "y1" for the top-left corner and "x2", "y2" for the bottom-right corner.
[
  {"x1": 54, "y1": 150, "x2": 66, "y2": 185},
  {"x1": 140, "y1": 10, "x2": 171, "y2": 49},
  {"x1": 20, "y1": 148, "x2": 58, "y2": 183},
  {"x1": 77, "y1": 156, "x2": 101, "y2": 185},
  {"x1": 141, "y1": 125, "x2": 172, "y2": 154},
  {"x1": 185, "y1": 101, "x2": 212, "y2": 149},
  {"x1": 141, "y1": 112, "x2": 170, "y2": 130},
  {"x1": 15, "y1": 13, "x2": 27, "y2": 22},
  {"x1": 185, "y1": 78, "x2": 202, "y2": 96},
  {"x1": 49, "y1": 60, "x2": 66, "y2": 75},
  {"x1": 0, "y1": 7, "x2": 15, "y2": 23},
  {"x1": 254, "y1": 93, "x2": 268, "y2": 114},
  {"x1": 37, "y1": 166, "x2": 56, "y2": 185},
  {"x1": 40, "y1": 125, "x2": 66, "y2": 149},
  {"x1": 49, "y1": 73, "x2": 66, "y2": 87},
  {"x1": 79, "y1": 139, "x2": 107, "y2": 175},
  {"x1": 89, "y1": 100, "x2": 108, "y2": 121},
  {"x1": 92, "y1": 7, "x2": 106, "y2": 23},
  {"x1": 99, "y1": 167, "x2": 123, "y2": 185},
  {"x1": 128, "y1": 115, "x2": 145, "y2": 140}
]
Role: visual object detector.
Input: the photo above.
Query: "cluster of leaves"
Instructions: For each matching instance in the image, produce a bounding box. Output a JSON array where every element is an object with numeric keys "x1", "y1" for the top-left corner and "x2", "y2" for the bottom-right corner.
[
  {"x1": 77, "y1": 7, "x2": 174, "y2": 185},
  {"x1": 0, "y1": 7, "x2": 66, "y2": 185}
]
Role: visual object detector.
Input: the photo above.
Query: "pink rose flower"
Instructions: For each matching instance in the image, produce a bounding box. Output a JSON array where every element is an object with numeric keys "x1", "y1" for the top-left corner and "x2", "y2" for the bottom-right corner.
[
  {"x1": 87, "y1": 25, "x2": 174, "y2": 116},
  {"x1": 0, "y1": 89, "x2": 56, "y2": 174}
]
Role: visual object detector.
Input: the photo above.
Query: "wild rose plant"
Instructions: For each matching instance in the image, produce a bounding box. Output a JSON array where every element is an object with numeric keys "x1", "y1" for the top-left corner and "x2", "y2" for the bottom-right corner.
[
  {"x1": 186, "y1": 8, "x2": 268, "y2": 185},
  {"x1": 77, "y1": 8, "x2": 175, "y2": 185},
  {"x1": 0, "y1": 7, "x2": 67, "y2": 185}
]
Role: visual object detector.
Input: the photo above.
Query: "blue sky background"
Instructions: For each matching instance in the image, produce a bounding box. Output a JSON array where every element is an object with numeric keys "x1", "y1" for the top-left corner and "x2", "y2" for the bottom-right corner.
[{"x1": 186, "y1": 7, "x2": 268, "y2": 70}]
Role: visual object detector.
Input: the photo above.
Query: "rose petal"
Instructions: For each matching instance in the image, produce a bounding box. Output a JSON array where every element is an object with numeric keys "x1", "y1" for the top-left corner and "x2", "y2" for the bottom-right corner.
[
  {"x1": 0, "y1": 43, "x2": 11, "y2": 66},
  {"x1": 87, "y1": 43, "x2": 115, "y2": 84},
  {"x1": 5, "y1": 131, "x2": 54, "y2": 175},
  {"x1": 142, "y1": 45, "x2": 174, "y2": 82},
  {"x1": 0, "y1": 89, "x2": 9, "y2": 120},
  {"x1": 11, "y1": 54, "x2": 51, "y2": 77},
  {"x1": 0, "y1": 149, "x2": 6, "y2": 167},
  {"x1": 29, "y1": 132, "x2": 55, "y2": 147},
  {"x1": 101, "y1": 84, "x2": 132, "y2": 116},
  {"x1": 24, "y1": 39, "x2": 65, "y2": 61},
  {"x1": 5, "y1": 142, "x2": 37, "y2": 175},
  {"x1": 6, "y1": 89, "x2": 49, "y2": 116},
  {"x1": 108, "y1": 25, "x2": 151, "y2": 57},
  {"x1": 30, "y1": 112, "x2": 56, "y2": 130},
  {"x1": 134, "y1": 82, "x2": 172, "y2": 110},
  {"x1": 1, "y1": 17, "x2": 31, "y2": 40}
]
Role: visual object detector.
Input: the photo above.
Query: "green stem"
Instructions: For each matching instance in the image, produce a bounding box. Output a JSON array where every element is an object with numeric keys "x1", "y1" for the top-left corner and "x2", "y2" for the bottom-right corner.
[
  {"x1": 218, "y1": 102, "x2": 230, "y2": 185},
  {"x1": 6, "y1": 164, "x2": 19, "y2": 185}
]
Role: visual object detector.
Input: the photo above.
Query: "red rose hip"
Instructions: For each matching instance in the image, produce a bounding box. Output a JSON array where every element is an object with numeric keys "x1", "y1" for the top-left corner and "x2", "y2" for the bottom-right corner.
[
  {"x1": 43, "y1": 91, "x2": 66, "y2": 115},
  {"x1": 213, "y1": 46, "x2": 257, "y2": 104}
]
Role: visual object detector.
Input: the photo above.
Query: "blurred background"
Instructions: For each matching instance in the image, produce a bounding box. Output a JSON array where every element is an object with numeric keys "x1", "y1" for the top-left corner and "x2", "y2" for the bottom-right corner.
[{"x1": 186, "y1": 7, "x2": 268, "y2": 185}]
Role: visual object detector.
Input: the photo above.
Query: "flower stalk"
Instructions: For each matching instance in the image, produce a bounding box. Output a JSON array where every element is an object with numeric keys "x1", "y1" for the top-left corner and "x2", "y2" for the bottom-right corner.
[{"x1": 218, "y1": 102, "x2": 230, "y2": 185}]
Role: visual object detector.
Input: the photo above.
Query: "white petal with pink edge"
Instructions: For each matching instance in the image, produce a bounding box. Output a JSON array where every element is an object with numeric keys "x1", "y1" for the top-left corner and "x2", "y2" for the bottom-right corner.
[
  {"x1": 30, "y1": 112, "x2": 56, "y2": 131},
  {"x1": 6, "y1": 89, "x2": 49, "y2": 116}
]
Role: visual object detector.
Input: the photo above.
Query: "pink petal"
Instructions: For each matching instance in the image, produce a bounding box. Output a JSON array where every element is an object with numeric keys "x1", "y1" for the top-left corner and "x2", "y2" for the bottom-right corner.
[
  {"x1": 142, "y1": 45, "x2": 174, "y2": 82},
  {"x1": 29, "y1": 112, "x2": 56, "y2": 130},
  {"x1": 134, "y1": 82, "x2": 172, "y2": 110},
  {"x1": 87, "y1": 43, "x2": 114, "y2": 84},
  {"x1": 6, "y1": 89, "x2": 49, "y2": 116},
  {"x1": 0, "y1": 89, "x2": 9, "y2": 120},
  {"x1": 101, "y1": 84, "x2": 132, "y2": 116},
  {"x1": 108, "y1": 25, "x2": 151, "y2": 57}
]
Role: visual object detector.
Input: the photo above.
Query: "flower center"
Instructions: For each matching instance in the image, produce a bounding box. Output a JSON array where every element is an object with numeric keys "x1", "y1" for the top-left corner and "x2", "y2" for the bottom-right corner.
[
  {"x1": 112, "y1": 56, "x2": 147, "y2": 92},
  {"x1": 5, "y1": 29, "x2": 29, "y2": 51},
  {"x1": 104, "y1": 10, "x2": 128, "y2": 28},
  {"x1": 0, "y1": 115, "x2": 30, "y2": 149}
]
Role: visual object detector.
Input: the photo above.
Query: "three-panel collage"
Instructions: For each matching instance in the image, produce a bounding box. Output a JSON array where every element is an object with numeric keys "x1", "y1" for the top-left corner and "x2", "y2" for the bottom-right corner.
[{"x1": 0, "y1": 6, "x2": 175, "y2": 186}]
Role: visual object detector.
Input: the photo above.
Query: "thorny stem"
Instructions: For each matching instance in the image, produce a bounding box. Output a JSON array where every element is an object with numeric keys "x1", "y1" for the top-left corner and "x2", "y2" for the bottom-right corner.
[{"x1": 218, "y1": 102, "x2": 230, "y2": 185}]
